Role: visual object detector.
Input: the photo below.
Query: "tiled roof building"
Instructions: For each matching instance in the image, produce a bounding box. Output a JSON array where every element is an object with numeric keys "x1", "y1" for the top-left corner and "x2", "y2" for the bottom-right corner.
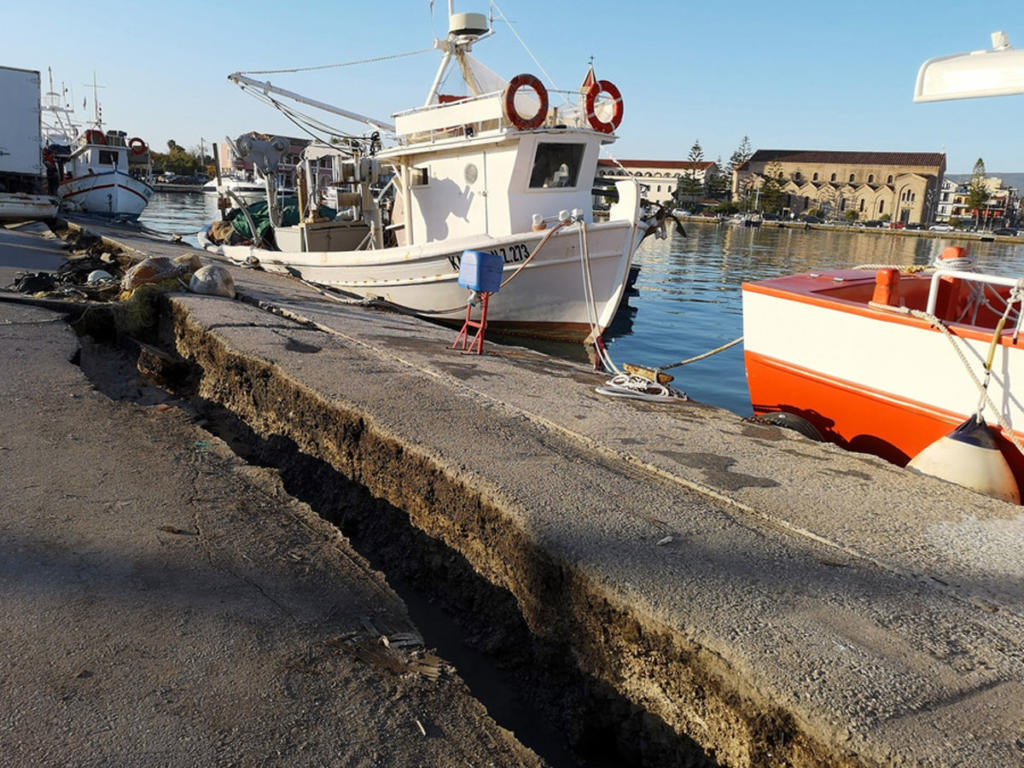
[{"x1": 734, "y1": 149, "x2": 946, "y2": 224}]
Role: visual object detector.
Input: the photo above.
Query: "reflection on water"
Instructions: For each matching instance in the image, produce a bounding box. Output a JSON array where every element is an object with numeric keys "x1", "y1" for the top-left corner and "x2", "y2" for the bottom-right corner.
[
  {"x1": 139, "y1": 191, "x2": 218, "y2": 247},
  {"x1": 139, "y1": 195, "x2": 1024, "y2": 416}
]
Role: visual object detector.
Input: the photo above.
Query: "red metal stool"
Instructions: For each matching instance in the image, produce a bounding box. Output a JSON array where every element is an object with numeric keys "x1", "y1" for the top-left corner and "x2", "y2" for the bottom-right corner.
[
  {"x1": 452, "y1": 292, "x2": 492, "y2": 355},
  {"x1": 450, "y1": 250, "x2": 503, "y2": 355}
]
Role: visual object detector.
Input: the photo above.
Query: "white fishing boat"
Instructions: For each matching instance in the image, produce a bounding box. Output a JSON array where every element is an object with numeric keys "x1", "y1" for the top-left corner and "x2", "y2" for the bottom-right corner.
[
  {"x1": 202, "y1": 171, "x2": 295, "y2": 199},
  {"x1": 42, "y1": 72, "x2": 154, "y2": 219},
  {"x1": 214, "y1": 5, "x2": 662, "y2": 342},
  {"x1": 742, "y1": 32, "x2": 1024, "y2": 503},
  {"x1": 56, "y1": 128, "x2": 154, "y2": 218}
]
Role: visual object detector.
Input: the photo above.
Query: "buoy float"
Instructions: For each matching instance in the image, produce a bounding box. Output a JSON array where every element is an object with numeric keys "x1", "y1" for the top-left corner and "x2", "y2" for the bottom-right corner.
[
  {"x1": 907, "y1": 414, "x2": 1020, "y2": 503},
  {"x1": 584, "y1": 79, "x2": 624, "y2": 133},
  {"x1": 502, "y1": 73, "x2": 548, "y2": 130}
]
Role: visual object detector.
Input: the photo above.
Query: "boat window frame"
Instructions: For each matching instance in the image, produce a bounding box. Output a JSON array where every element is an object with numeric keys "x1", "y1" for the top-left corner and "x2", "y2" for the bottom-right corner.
[{"x1": 528, "y1": 142, "x2": 585, "y2": 190}]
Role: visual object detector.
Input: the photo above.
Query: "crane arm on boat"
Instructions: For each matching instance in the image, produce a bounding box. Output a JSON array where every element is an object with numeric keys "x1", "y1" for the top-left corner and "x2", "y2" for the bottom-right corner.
[{"x1": 228, "y1": 73, "x2": 396, "y2": 133}]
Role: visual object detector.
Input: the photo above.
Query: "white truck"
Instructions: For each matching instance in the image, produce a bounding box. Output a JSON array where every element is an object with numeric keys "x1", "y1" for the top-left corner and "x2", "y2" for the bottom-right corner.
[{"x1": 0, "y1": 66, "x2": 44, "y2": 189}]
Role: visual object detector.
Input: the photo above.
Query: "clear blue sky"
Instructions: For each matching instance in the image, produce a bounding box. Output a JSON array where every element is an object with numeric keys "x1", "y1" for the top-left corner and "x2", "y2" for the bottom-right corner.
[{"x1": 6, "y1": 0, "x2": 1023, "y2": 174}]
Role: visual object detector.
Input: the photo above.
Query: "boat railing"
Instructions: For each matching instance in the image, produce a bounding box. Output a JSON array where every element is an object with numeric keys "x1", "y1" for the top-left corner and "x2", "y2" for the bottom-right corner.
[
  {"x1": 393, "y1": 88, "x2": 597, "y2": 145},
  {"x1": 925, "y1": 268, "x2": 1024, "y2": 319}
]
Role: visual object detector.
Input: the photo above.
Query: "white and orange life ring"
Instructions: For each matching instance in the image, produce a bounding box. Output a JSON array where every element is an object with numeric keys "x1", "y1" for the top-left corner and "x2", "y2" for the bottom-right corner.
[
  {"x1": 503, "y1": 73, "x2": 548, "y2": 131},
  {"x1": 128, "y1": 137, "x2": 147, "y2": 155},
  {"x1": 584, "y1": 79, "x2": 623, "y2": 134}
]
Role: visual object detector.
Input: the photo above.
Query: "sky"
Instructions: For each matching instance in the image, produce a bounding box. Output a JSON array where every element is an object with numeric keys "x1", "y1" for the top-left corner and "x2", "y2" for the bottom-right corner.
[{"x1": 6, "y1": 0, "x2": 1024, "y2": 174}]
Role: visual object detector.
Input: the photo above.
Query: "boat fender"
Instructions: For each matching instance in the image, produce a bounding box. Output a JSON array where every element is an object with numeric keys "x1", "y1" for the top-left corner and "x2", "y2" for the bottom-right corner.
[
  {"x1": 584, "y1": 79, "x2": 624, "y2": 134},
  {"x1": 503, "y1": 74, "x2": 548, "y2": 131},
  {"x1": 907, "y1": 414, "x2": 1020, "y2": 503},
  {"x1": 128, "y1": 137, "x2": 147, "y2": 155}
]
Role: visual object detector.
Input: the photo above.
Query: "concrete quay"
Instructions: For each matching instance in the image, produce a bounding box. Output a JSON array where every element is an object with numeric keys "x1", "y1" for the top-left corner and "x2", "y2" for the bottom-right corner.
[{"x1": 6, "y1": 220, "x2": 1024, "y2": 767}]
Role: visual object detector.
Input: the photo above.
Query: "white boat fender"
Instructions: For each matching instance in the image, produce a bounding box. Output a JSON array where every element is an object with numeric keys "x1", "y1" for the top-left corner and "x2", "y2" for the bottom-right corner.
[
  {"x1": 189, "y1": 265, "x2": 236, "y2": 299},
  {"x1": 907, "y1": 414, "x2": 1020, "y2": 503}
]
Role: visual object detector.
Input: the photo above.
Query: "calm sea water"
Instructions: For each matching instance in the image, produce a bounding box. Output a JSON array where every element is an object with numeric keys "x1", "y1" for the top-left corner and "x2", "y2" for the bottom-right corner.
[{"x1": 140, "y1": 192, "x2": 1024, "y2": 416}]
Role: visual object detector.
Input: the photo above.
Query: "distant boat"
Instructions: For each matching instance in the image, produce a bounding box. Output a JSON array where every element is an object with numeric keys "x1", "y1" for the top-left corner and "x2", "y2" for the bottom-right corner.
[
  {"x1": 729, "y1": 213, "x2": 762, "y2": 227},
  {"x1": 54, "y1": 129, "x2": 154, "y2": 219},
  {"x1": 42, "y1": 71, "x2": 153, "y2": 219}
]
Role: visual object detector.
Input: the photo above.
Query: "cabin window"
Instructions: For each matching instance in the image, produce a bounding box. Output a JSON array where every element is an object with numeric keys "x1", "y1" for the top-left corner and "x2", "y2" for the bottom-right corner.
[
  {"x1": 529, "y1": 143, "x2": 584, "y2": 189},
  {"x1": 98, "y1": 150, "x2": 118, "y2": 166},
  {"x1": 411, "y1": 166, "x2": 429, "y2": 187}
]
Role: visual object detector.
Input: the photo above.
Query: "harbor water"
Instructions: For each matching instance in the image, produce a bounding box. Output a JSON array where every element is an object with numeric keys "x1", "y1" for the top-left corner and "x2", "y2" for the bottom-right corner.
[{"x1": 140, "y1": 192, "x2": 1024, "y2": 417}]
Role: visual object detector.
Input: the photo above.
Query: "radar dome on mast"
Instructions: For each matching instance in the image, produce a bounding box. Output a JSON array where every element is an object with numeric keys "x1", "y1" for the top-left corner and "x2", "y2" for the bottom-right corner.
[{"x1": 448, "y1": 12, "x2": 489, "y2": 39}]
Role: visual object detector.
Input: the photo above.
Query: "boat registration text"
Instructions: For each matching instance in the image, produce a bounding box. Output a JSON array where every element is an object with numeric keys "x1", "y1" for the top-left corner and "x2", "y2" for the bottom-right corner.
[{"x1": 448, "y1": 243, "x2": 530, "y2": 271}]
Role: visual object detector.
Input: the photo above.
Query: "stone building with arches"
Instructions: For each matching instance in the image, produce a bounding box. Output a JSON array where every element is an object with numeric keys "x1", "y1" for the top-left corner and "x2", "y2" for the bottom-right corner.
[
  {"x1": 596, "y1": 159, "x2": 717, "y2": 205},
  {"x1": 733, "y1": 149, "x2": 946, "y2": 224}
]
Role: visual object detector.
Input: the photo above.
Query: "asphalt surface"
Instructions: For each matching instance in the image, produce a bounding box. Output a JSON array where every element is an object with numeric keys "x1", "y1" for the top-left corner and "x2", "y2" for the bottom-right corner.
[
  {"x1": 4, "y1": 219, "x2": 1024, "y2": 767},
  {"x1": 0, "y1": 227, "x2": 542, "y2": 767}
]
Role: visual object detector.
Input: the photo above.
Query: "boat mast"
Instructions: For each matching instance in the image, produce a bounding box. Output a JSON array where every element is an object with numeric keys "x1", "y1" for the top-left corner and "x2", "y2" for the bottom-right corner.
[{"x1": 423, "y1": 1, "x2": 489, "y2": 105}]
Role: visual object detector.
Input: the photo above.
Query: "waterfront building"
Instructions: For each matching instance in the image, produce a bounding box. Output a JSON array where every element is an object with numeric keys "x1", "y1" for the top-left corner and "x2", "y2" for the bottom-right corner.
[
  {"x1": 734, "y1": 149, "x2": 946, "y2": 224},
  {"x1": 597, "y1": 159, "x2": 717, "y2": 205},
  {"x1": 936, "y1": 176, "x2": 1016, "y2": 226}
]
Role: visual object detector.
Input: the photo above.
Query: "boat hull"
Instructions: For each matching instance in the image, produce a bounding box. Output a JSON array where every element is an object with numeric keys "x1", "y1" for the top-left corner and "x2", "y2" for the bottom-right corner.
[
  {"x1": 224, "y1": 220, "x2": 641, "y2": 342},
  {"x1": 743, "y1": 271, "x2": 1024, "y2": 488},
  {"x1": 0, "y1": 193, "x2": 59, "y2": 222},
  {"x1": 59, "y1": 170, "x2": 153, "y2": 218}
]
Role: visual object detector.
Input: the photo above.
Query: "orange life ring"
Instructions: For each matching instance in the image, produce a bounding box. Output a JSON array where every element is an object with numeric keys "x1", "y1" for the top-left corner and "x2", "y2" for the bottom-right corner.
[
  {"x1": 584, "y1": 79, "x2": 623, "y2": 134},
  {"x1": 503, "y1": 73, "x2": 548, "y2": 131},
  {"x1": 129, "y1": 137, "x2": 147, "y2": 155},
  {"x1": 85, "y1": 129, "x2": 106, "y2": 145}
]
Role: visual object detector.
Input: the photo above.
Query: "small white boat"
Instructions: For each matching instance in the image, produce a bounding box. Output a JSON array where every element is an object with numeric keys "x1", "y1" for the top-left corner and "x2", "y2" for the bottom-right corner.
[
  {"x1": 56, "y1": 129, "x2": 154, "y2": 218},
  {"x1": 42, "y1": 73, "x2": 154, "y2": 219},
  {"x1": 202, "y1": 172, "x2": 295, "y2": 199},
  {"x1": 215, "y1": 6, "x2": 658, "y2": 342}
]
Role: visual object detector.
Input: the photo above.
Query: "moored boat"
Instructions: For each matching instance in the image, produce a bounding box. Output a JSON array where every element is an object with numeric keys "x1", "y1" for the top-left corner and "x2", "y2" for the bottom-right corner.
[
  {"x1": 741, "y1": 32, "x2": 1024, "y2": 502},
  {"x1": 211, "y1": 5, "x2": 662, "y2": 343},
  {"x1": 42, "y1": 72, "x2": 154, "y2": 219},
  {"x1": 55, "y1": 129, "x2": 154, "y2": 218},
  {"x1": 743, "y1": 253, "x2": 1024, "y2": 495}
]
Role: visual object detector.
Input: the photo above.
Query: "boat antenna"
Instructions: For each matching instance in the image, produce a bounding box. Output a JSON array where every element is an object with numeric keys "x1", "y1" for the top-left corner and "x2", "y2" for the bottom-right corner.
[{"x1": 83, "y1": 72, "x2": 105, "y2": 129}]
